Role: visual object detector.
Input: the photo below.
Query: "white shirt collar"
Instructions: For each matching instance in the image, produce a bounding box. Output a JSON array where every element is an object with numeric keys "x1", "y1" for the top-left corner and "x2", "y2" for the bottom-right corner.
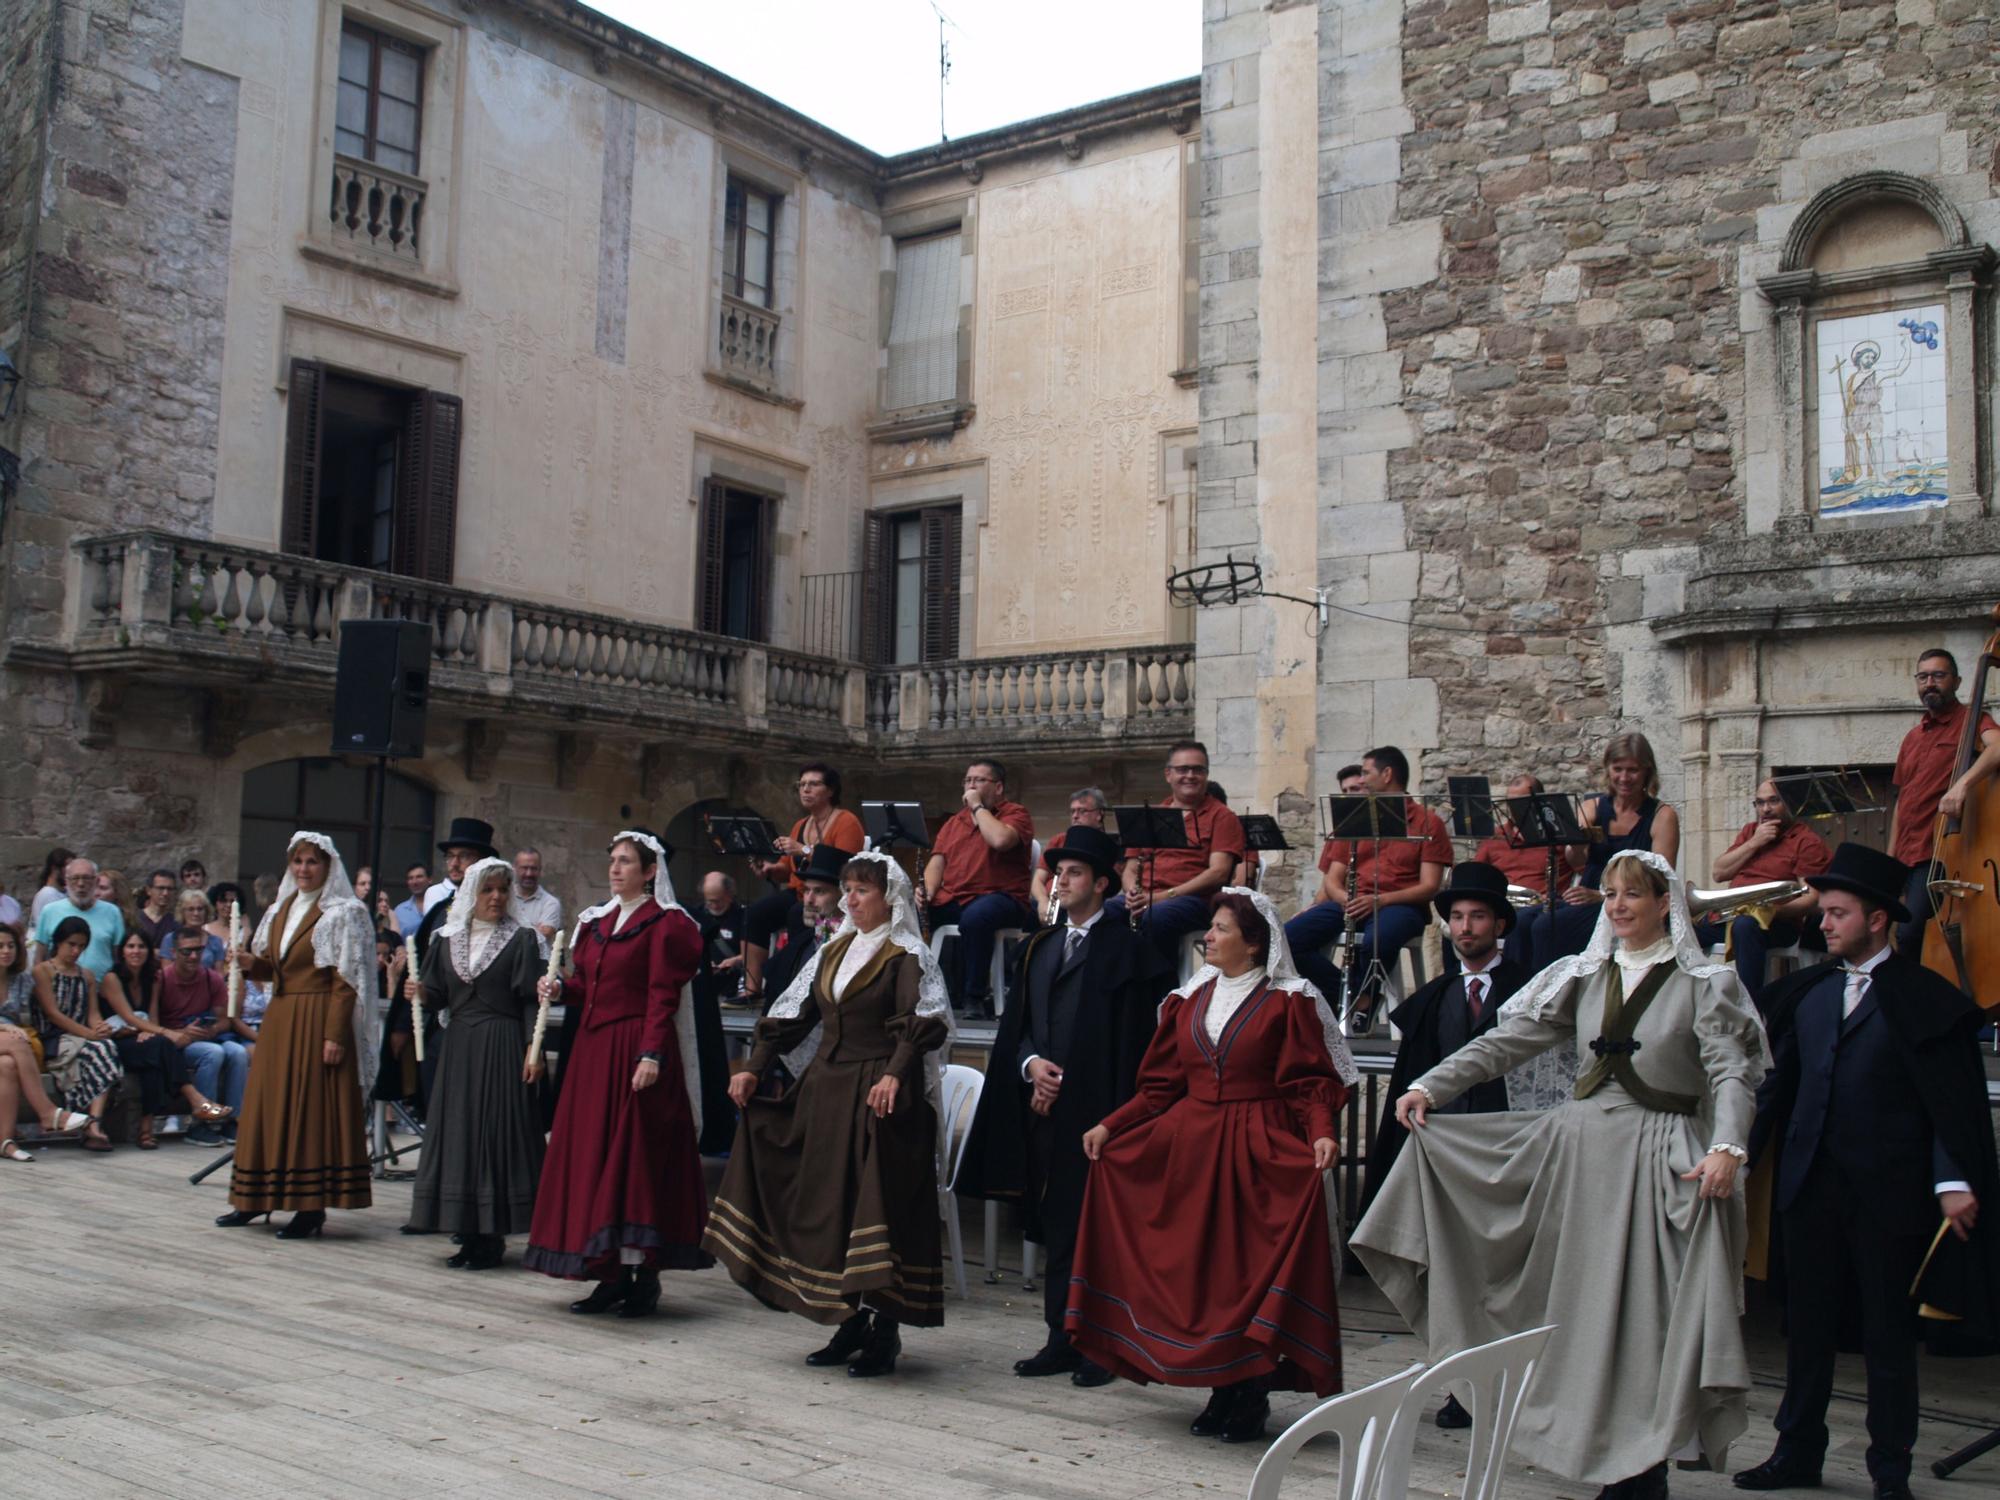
[
  {"x1": 1458, "y1": 947, "x2": 1504, "y2": 978},
  {"x1": 1847, "y1": 944, "x2": 1892, "y2": 977},
  {"x1": 1064, "y1": 906, "x2": 1107, "y2": 935},
  {"x1": 1613, "y1": 934, "x2": 1676, "y2": 971},
  {"x1": 612, "y1": 893, "x2": 648, "y2": 933}
]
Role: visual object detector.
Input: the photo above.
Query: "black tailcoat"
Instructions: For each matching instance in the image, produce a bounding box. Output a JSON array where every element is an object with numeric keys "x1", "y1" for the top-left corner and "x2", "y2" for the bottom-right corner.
[
  {"x1": 373, "y1": 889, "x2": 449, "y2": 1106},
  {"x1": 1753, "y1": 955, "x2": 1999, "y2": 1346},
  {"x1": 956, "y1": 915, "x2": 1168, "y2": 1250},
  {"x1": 1361, "y1": 957, "x2": 1527, "y2": 1211}
]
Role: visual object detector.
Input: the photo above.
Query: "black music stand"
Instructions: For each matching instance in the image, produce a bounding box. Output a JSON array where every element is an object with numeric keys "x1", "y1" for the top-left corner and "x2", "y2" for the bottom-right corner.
[
  {"x1": 1447, "y1": 775, "x2": 1499, "y2": 841},
  {"x1": 861, "y1": 801, "x2": 933, "y2": 853},
  {"x1": 1323, "y1": 795, "x2": 1429, "y2": 1026},
  {"x1": 1773, "y1": 768, "x2": 1884, "y2": 823},
  {"x1": 704, "y1": 811, "x2": 781, "y2": 862},
  {"x1": 1506, "y1": 793, "x2": 1588, "y2": 914},
  {"x1": 1112, "y1": 805, "x2": 1191, "y2": 930},
  {"x1": 1239, "y1": 814, "x2": 1291, "y2": 853}
]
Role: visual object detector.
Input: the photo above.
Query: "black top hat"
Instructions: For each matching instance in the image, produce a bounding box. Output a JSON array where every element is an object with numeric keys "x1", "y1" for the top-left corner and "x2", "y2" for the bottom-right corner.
[
  {"x1": 1045, "y1": 825, "x2": 1123, "y2": 882},
  {"x1": 797, "y1": 844, "x2": 851, "y2": 887},
  {"x1": 436, "y1": 817, "x2": 498, "y2": 859},
  {"x1": 1432, "y1": 861, "x2": 1516, "y2": 931},
  {"x1": 1806, "y1": 842, "x2": 1912, "y2": 924}
]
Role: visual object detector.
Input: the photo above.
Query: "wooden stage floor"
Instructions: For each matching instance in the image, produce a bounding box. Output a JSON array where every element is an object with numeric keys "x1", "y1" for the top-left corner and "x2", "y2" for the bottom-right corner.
[{"x1": 3, "y1": 1141, "x2": 1994, "y2": 1499}]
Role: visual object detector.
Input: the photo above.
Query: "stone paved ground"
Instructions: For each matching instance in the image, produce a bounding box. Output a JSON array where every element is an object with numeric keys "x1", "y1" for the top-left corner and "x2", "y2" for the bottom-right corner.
[{"x1": 3, "y1": 1141, "x2": 1995, "y2": 1499}]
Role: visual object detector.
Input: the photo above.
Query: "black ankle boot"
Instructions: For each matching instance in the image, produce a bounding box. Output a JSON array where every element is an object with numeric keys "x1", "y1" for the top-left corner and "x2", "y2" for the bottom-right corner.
[
  {"x1": 214, "y1": 1209, "x2": 270, "y2": 1228},
  {"x1": 569, "y1": 1271, "x2": 630, "y2": 1314},
  {"x1": 617, "y1": 1269, "x2": 661, "y2": 1318},
  {"x1": 1218, "y1": 1383, "x2": 1271, "y2": 1444},
  {"x1": 1624, "y1": 1463, "x2": 1668, "y2": 1500},
  {"x1": 457, "y1": 1235, "x2": 506, "y2": 1271},
  {"x1": 1191, "y1": 1386, "x2": 1236, "y2": 1437},
  {"x1": 847, "y1": 1317, "x2": 901, "y2": 1377},
  {"x1": 274, "y1": 1209, "x2": 326, "y2": 1239},
  {"x1": 805, "y1": 1311, "x2": 873, "y2": 1366}
]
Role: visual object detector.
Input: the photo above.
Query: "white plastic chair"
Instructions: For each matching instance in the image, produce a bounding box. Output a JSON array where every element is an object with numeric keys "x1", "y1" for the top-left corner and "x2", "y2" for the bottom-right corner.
[
  {"x1": 1247, "y1": 1362, "x2": 1425, "y2": 1500},
  {"x1": 936, "y1": 1062, "x2": 985, "y2": 1298},
  {"x1": 926, "y1": 924, "x2": 1025, "y2": 1019},
  {"x1": 1372, "y1": 1325, "x2": 1555, "y2": 1500}
]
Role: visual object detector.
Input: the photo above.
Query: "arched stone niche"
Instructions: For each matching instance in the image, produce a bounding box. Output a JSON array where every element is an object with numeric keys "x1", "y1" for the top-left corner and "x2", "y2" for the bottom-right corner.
[{"x1": 1757, "y1": 171, "x2": 1994, "y2": 532}]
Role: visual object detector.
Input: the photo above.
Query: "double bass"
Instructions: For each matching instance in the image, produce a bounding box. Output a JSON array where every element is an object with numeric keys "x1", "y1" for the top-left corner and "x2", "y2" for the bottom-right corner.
[{"x1": 1921, "y1": 602, "x2": 2000, "y2": 1009}]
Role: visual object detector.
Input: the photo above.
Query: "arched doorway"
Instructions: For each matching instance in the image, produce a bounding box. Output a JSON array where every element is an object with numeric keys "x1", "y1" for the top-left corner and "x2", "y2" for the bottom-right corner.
[{"x1": 238, "y1": 758, "x2": 437, "y2": 893}]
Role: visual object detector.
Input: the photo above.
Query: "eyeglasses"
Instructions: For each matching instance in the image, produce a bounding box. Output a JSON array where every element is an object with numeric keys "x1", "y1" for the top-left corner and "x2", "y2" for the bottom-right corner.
[
  {"x1": 1167, "y1": 764, "x2": 1208, "y2": 776},
  {"x1": 1915, "y1": 671, "x2": 1952, "y2": 683},
  {"x1": 1752, "y1": 797, "x2": 1785, "y2": 809}
]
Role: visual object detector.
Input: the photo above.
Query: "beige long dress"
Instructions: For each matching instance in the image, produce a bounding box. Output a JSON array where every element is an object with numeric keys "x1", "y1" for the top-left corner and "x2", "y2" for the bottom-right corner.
[{"x1": 1352, "y1": 957, "x2": 1767, "y2": 1484}]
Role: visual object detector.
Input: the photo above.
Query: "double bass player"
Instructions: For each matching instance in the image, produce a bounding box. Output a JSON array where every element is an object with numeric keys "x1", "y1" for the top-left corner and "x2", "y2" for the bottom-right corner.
[{"x1": 1887, "y1": 648, "x2": 2000, "y2": 958}]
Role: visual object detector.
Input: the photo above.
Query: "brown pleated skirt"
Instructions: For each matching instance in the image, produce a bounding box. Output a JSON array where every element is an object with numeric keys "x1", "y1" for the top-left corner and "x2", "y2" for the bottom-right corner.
[{"x1": 229, "y1": 987, "x2": 371, "y2": 1212}]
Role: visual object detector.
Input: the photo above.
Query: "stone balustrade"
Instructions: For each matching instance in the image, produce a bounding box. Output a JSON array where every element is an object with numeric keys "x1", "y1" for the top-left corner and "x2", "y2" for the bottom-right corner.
[
  {"x1": 329, "y1": 154, "x2": 425, "y2": 261},
  {"x1": 60, "y1": 531, "x2": 1192, "y2": 753},
  {"x1": 717, "y1": 294, "x2": 781, "y2": 389}
]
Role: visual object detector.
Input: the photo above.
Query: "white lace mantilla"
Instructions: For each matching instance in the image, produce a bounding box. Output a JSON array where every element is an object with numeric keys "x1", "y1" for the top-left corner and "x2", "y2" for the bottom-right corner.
[{"x1": 250, "y1": 831, "x2": 380, "y2": 1094}]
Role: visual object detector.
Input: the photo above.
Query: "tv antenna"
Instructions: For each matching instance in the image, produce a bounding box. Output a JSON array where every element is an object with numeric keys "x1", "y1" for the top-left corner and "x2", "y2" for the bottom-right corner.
[{"x1": 929, "y1": 1, "x2": 966, "y2": 142}]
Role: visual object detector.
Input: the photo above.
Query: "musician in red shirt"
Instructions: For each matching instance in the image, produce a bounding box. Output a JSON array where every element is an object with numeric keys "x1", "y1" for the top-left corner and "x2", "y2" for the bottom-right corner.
[
  {"x1": 1112, "y1": 741, "x2": 1245, "y2": 958},
  {"x1": 1887, "y1": 648, "x2": 2000, "y2": 957},
  {"x1": 1690, "y1": 780, "x2": 1831, "y2": 1009},
  {"x1": 1472, "y1": 775, "x2": 1577, "y2": 896},
  {"x1": 1284, "y1": 746, "x2": 1452, "y2": 1032},
  {"x1": 920, "y1": 758, "x2": 1037, "y2": 1019}
]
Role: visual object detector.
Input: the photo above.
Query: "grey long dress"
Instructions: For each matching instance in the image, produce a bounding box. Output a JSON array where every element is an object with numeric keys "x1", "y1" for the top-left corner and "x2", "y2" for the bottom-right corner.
[
  {"x1": 1352, "y1": 959, "x2": 1768, "y2": 1484},
  {"x1": 407, "y1": 921, "x2": 547, "y2": 1235}
]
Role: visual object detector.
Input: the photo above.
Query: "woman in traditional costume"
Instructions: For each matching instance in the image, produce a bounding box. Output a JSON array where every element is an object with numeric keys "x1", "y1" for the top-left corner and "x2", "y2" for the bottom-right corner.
[
  {"x1": 525, "y1": 830, "x2": 708, "y2": 1317},
  {"x1": 1353, "y1": 850, "x2": 1768, "y2": 1500},
  {"x1": 217, "y1": 832, "x2": 378, "y2": 1238},
  {"x1": 1066, "y1": 888, "x2": 1358, "y2": 1444},
  {"x1": 705, "y1": 850, "x2": 953, "y2": 1377},
  {"x1": 406, "y1": 857, "x2": 548, "y2": 1270}
]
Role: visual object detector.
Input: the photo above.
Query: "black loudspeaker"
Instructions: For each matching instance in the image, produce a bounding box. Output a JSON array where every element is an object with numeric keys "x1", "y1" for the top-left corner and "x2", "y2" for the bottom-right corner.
[{"x1": 331, "y1": 620, "x2": 431, "y2": 758}]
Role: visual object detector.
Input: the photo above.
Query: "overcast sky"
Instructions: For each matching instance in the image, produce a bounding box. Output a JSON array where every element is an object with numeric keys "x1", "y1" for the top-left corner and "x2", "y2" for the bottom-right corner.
[{"x1": 590, "y1": 0, "x2": 1203, "y2": 156}]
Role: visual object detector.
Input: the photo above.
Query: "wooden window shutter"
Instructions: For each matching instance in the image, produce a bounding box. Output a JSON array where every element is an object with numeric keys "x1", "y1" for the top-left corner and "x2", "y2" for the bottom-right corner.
[
  {"x1": 280, "y1": 360, "x2": 325, "y2": 557},
  {"x1": 696, "y1": 478, "x2": 726, "y2": 634},
  {"x1": 920, "y1": 504, "x2": 962, "y2": 663},
  {"x1": 747, "y1": 493, "x2": 773, "y2": 643},
  {"x1": 393, "y1": 389, "x2": 463, "y2": 583},
  {"x1": 859, "y1": 509, "x2": 891, "y2": 665}
]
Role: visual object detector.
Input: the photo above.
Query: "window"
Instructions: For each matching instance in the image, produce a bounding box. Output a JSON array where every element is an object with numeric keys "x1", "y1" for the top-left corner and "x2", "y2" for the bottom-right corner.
[
  {"x1": 239, "y1": 758, "x2": 435, "y2": 890},
  {"x1": 884, "y1": 232, "x2": 962, "y2": 410},
  {"x1": 282, "y1": 359, "x2": 462, "y2": 582},
  {"x1": 337, "y1": 21, "x2": 424, "y2": 176},
  {"x1": 697, "y1": 478, "x2": 774, "y2": 641},
  {"x1": 863, "y1": 504, "x2": 962, "y2": 665},
  {"x1": 722, "y1": 177, "x2": 778, "y2": 308}
]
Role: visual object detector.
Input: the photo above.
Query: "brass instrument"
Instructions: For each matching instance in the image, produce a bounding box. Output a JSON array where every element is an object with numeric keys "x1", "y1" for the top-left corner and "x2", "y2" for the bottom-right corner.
[
  {"x1": 1047, "y1": 881, "x2": 1062, "y2": 928},
  {"x1": 1505, "y1": 884, "x2": 1542, "y2": 909},
  {"x1": 1686, "y1": 880, "x2": 1810, "y2": 924}
]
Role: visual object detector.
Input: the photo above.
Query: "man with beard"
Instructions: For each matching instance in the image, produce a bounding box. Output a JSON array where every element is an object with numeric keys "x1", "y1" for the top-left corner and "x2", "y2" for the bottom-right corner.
[
  {"x1": 956, "y1": 826, "x2": 1170, "y2": 1386},
  {"x1": 1692, "y1": 780, "x2": 1829, "y2": 1010},
  {"x1": 1887, "y1": 648, "x2": 2000, "y2": 958},
  {"x1": 1361, "y1": 861, "x2": 1529, "y2": 1427}
]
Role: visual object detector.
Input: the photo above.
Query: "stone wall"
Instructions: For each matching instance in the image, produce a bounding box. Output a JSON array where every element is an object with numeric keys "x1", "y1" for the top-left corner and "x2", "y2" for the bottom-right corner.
[{"x1": 0, "y1": 0, "x2": 58, "y2": 360}]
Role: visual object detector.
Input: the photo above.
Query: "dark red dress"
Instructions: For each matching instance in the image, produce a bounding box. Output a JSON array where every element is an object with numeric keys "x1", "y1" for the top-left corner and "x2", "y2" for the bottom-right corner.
[
  {"x1": 1066, "y1": 978, "x2": 1347, "y2": 1395},
  {"x1": 525, "y1": 903, "x2": 711, "y2": 1280}
]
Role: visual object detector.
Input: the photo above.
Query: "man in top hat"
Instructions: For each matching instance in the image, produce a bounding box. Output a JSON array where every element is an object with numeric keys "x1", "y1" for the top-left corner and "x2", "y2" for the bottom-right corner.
[
  {"x1": 956, "y1": 825, "x2": 1172, "y2": 1385},
  {"x1": 377, "y1": 816, "x2": 499, "y2": 1120},
  {"x1": 761, "y1": 843, "x2": 850, "y2": 1021},
  {"x1": 1362, "y1": 860, "x2": 1531, "y2": 1427},
  {"x1": 1737, "y1": 843, "x2": 1998, "y2": 1500}
]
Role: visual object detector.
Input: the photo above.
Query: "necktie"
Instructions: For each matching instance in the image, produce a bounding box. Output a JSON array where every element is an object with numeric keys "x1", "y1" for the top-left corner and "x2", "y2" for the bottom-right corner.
[
  {"x1": 1842, "y1": 965, "x2": 1871, "y2": 1019},
  {"x1": 1063, "y1": 925, "x2": 1086, "y2": 964},
  {"x1": 1466, "y1": 975, "x2": 1486, "y2": 1022}
]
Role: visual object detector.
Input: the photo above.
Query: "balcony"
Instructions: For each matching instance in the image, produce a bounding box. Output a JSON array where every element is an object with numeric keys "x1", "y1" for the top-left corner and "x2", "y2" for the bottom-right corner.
[
  {"x1": 328, "y1": 154, "x2": 425, "y2": 262},
  {"x1": 37, "y1": 531, "x2": 1193, "y2": 757},
  {"x1": 715, "y1": 294, "x2": 790, "y2": 403}
]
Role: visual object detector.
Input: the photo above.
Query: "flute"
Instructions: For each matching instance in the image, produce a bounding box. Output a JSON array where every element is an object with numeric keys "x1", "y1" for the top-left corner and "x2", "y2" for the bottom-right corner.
[
  {"x1": 226, "y1": 902, "x2": 244, "y2": 1020},
  {"x1": 527, "y1": 929, "x2": 567, "y2": 1068}
]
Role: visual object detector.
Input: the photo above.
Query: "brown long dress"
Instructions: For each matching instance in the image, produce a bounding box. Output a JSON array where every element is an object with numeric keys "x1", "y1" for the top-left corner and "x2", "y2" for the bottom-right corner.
[
  {"x1": 229, "y1": 898, "x2": 372, "y2": 1212},
  {"x1": 705, "y1": 936, "x2": 948, "y2": 1326}
]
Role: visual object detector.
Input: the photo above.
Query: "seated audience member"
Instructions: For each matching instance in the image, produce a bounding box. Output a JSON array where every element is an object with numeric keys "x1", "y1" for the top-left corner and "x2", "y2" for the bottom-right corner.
[
  {"x1": 29, "y1": 848, "x2": 77, "y2": 925},
  {"x1": 31, "y1": 857, "x2": 125, "y2": 978},
  {"x1": 156, "y1": 924, "x2": 254, "y2": 1145},
  {"x1": 1284, "y1": 745, "x2": 1452, "y2": 1031},
  {"x1": 1031, "y1": 788, "x2": 1113, "y2": 912},
  {"x1": 133, "y1": 869, "x2": 178, "y2": 948},
  {"x1": 251, "y1": 872, "x2": 280, "y2": 919},
  {"x1": 1690, "y1": 778, "x2": 1830, "y2": 1010},
  {"x1": 31, "y1": 916, "x2": 122, "y2": 1151},
  {"x1": 101, "y1": 930, "x2": 234, "y2": 1148},
  {"x1": 169, "y1": 888, "x2": 226, "y2": 968},
  {"x1": 1110, "y1": 741, "x2": 1247, "y2": 958},
  {"x1": 179, "y1": 858, "x2": 208, "y2": 893},
  {"x1": 0, "y1": 921, "x2": 91, "y2": 1160},
  {"x1": 512, "y1": 847, "x2": 564, "y2": 939},
  {"x1": 922, "y1": 758, "x2": 1038, "y2": 1018}
]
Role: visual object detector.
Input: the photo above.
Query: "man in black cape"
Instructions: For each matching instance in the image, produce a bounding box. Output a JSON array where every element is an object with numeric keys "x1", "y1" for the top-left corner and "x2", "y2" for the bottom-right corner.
[
  {"x1": 956, "y1": 826, "x2": 1170, "y2": 1384},
  {"x1": 1361, "y1": 860, "x2": 1527, "y2": 1427},
  {"x1": 1736, "y1": 843, "x2": 1998, "y2": 1500}
]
